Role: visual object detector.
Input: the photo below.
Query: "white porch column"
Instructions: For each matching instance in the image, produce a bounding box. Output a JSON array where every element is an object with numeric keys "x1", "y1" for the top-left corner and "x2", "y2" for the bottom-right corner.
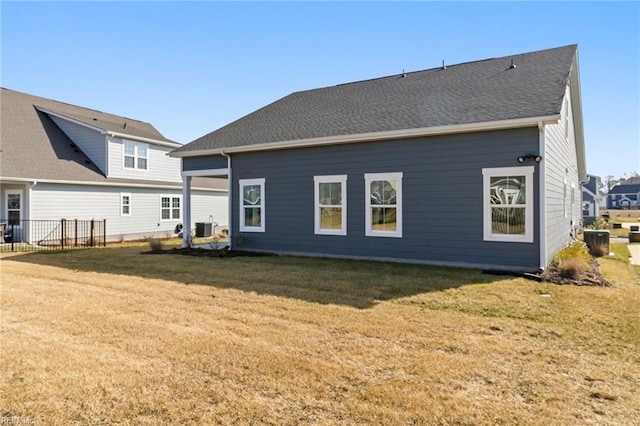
[{"x1": 182, "y1": 175, "x2": 192, "y2": 247}]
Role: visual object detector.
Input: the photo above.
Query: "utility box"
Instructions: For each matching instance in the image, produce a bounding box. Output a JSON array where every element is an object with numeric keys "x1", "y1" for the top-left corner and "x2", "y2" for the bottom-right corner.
[
  {"x1": 583, "y1": 230, "x2": 610, "y2": 255},
  {"x1": 195, "y1": 222, "x2": 213, "y2": 238}
]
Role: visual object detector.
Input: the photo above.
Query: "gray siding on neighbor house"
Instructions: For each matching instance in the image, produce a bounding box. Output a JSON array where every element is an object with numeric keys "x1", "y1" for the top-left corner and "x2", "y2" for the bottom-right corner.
[
  {"x1": 183, "y1": 155, "x2": 229, "y2": 172},
  {"x1": 49, "y1": 116, "x2": 107, "y2": 174},
  {"x1": 543, "y1": 85, "x2": 581, "y2": 266},
  {"x1": 229, "y1": 127, "x2": 541, "y2": 270}
]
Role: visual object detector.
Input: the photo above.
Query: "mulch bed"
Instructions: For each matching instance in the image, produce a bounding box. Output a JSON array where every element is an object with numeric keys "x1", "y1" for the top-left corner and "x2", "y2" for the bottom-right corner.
[
  {"x1": 538, "y1": 258, "x2": 612, "y2": 287},
  {"x1": 144, "y1": 246, "x2": 275, "y2": 258}
]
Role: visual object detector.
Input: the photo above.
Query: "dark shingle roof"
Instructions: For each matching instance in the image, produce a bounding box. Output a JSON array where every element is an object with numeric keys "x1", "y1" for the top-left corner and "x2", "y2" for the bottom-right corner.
[
  {"x1": 174, "y1": 45, "x2": 578, "y2": 155},
  {"x1": 608, "y1": 184, "x2": 640, "y2": 195},
  {"x1": 0, "y1": 88, "x2": 225, "y2": 190}
]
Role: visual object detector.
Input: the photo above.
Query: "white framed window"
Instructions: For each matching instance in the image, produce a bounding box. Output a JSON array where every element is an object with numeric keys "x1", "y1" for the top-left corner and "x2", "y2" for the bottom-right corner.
[
  {"x1": 314, "y1": 175, "x2": 347, "y2": 236},
  {"x1": 365, "y1": 172, "x2": 403, "y2": 238},
  {"x1": 123, "y1": 141, "x2": 148, "y2": 170},
  {"x1": 120, "y1": 193, "x2": 131, "y2": 216},
  {"x1": 482, "y1": 166, "x2": 534, "y2": 243},
  {"x1": 239, "y1": 178, "x2": 265, "y2": 232},
  {"x1": 160, "y1": 196, "x2": 180, "y2": 220},
  {"x1": 6, "y1": 190, "x2": 23, "y2": 226}
]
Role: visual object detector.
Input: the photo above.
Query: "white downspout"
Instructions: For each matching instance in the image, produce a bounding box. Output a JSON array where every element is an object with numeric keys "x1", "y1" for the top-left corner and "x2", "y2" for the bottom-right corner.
[
  {"x1": 28, "y1": 181, "x2": 37, "y2": 244},
  {"x1": 220, "y1": 151, "x2": 232, "y2": 250},
  {"x1": 182, "y1": 174, "x2": 192, "y2": 248},
  {"x1": 538, "y1": 121, "x2": 547, "y2": 271}
]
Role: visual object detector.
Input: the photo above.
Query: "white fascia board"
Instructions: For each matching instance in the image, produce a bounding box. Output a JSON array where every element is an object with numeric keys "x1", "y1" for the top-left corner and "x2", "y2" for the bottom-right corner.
[
  {"x1": 170, "y1": 114, "x2": 561, "y2": 158},
  {"x1": 0, "y1": 176, "x2": 227, "y2": 192},
  {"x1": 107, "y1": 131, "x2": 182, "y2": 149},
  {"x1": 569, "y1": 54, "x2": 587, "y2": 183}
]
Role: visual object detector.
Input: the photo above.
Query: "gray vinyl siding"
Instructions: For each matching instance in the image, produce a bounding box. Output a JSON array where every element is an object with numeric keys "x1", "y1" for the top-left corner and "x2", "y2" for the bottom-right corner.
[
  {"x1": 107, "y1": 137, "x2": 182, "y2": 182},
  {"x1": 29, "y1": 183, "x2": 227, "y2": 242},
  {"x1": 183, "y1": 155, "x2": 228, "y2": 172},
  {"x1": 543, "y1": 85, "x2": 581, "y2": 265},
  {"x1": 230, "y1": 127, "x2": 541, "y2": 271},
  {"x1": 49, "y1": 116, "x2": 107, "y2": 174}
]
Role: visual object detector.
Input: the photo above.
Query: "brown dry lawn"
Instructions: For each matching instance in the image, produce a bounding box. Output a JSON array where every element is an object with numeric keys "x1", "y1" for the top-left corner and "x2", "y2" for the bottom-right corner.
[{"x1": 1, "y1": 244, "x2": 639, "y2": 425}]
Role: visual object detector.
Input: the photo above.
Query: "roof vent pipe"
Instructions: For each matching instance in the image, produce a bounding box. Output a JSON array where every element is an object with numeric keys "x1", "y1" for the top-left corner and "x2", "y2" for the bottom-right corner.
[
  {"x1": 442, "y1": 60, "x2": 446, "y2": 70},
  {"x1": 510, "y1": 59, "x2": 516, "y2": 69},
  {"x1": 401, "y1": 69, "x2": 406, "y2": 77}
]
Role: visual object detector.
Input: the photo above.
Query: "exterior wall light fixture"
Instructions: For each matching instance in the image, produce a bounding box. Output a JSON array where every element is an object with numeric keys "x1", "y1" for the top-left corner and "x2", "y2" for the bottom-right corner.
[{"x1": 517, "y1": 154, "x2": 542, "y2": 164}]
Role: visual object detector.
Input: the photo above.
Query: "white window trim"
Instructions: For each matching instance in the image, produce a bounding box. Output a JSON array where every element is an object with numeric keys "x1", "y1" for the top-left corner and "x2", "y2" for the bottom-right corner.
[
  {"x1": 160, "y1": 195, "x2": 181, "y2": 221},
  {"x1": 123, "y1": 140, "x2": 149, "y2": 171},
  {"x1": 5, "y1": 189, "x2": 23, "y2": 226},
  {"x1": 120, "y1": 192, "x2": 131, "y2": 217},
  {"x1": 365, "y1": 172, "x2": 403, "y2": 238},
  {"x1": 239, "y1": 178, "x2": 265, "y2": 232},
  {"x1": 482, "y1": 166, "x2": 534, "y2": 243},
  {"x1": 314, "y1": 175, "x2": 347, "y2": 236}
]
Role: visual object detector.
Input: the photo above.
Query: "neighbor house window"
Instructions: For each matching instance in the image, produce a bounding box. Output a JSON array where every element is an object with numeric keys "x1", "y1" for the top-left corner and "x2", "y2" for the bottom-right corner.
[
  {"x1": 365, "y1": 172, "x2": 403, "y2": 238},
  {"x1": 121, "y1": 193, "x2": 131, "y2": 216},
  {"x1": 161, "y1": 196, "x2": 180, "y2": 220},
  {"x1": 123, "y1": 141, "x2": 148, "y2": 170},
  {"x1": 482, "y1": 166, "x2": 534, "y2": 243},
  {"x1": 239, "y1": 178, "x2": 265, "y2": 232},
  {"x1": 6, "y1": 191, "x2": 22, "y2": 226},
  {"x1": 314, "y1": 175, "x2": 347, "y2": 236}
]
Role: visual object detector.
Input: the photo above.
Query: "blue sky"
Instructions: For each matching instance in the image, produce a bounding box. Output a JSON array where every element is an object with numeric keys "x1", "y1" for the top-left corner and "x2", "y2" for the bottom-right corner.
[{"x1": 1, "y1": 1, "x2": 638, "y2": 179}]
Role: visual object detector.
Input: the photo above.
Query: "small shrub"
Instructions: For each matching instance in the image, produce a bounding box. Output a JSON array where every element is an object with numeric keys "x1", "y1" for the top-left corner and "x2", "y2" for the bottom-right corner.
[
  {"x1": 553, "y1": 240, "x2": 590, "y2": 265},
  {"x1": 591, "y1": 217, "x2": 608, "y2": 230},
  {"x1": 148, "y1": 238, "x2": 164, "y2": 252},
  {"x1": 557, "y1": 258, "x2": 587, "y2": 279},
  {"x1": 589, "y1": 243, "x2": 609, "y2": 258}
]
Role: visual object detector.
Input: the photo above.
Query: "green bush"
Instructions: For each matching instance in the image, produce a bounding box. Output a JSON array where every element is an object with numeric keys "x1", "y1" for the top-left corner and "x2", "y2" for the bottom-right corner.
[{"x1": 552, "y1": 240, "x2": 590, "y2": 267}]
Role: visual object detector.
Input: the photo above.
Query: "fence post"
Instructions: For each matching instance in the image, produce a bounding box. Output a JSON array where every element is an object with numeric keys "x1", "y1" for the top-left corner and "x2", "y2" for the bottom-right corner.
[
  {"x1": 10, "y1": 223, "x2": 14, "y2": 252},
  {"x1": 74, "y1": 219, "x2": 78, "y2": 247},
  {"x1": 103, "y1": 219, "x2": 107, "y2": 247},
  {"x1": 60, "y1": 219, "x2": 65, "y2": 249},
  {"x1": 90, "y1": 219, "x2": 95, "y2": 247}
]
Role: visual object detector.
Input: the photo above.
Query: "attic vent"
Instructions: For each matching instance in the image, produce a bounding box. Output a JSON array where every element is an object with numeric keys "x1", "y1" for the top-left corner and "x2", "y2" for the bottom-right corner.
[
  {"x1": 93, "y1": 118, "x2": 98, "y2": 121},
  {"x1": 442, "y1": 60, "x2": 446, "y2": 70},
  {"x1": 509, "y1": 59, "x2": 516, "y2": 69}
]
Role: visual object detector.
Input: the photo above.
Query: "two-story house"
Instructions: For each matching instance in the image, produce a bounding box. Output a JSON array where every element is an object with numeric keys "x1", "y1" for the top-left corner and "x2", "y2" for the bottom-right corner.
[
  {"x1": 582, "y1": 174, "x2": 605, "y2": 223},
  {"x1": 607, "y1": 183, "x2": 640, "y2": 209},
  {"x1": 0, "y1": 88, "x2": 228, "y2": 244}
]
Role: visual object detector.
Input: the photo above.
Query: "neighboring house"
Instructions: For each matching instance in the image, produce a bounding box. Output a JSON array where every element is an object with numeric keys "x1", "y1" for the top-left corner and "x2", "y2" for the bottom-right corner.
[
  {"x1": 171, "y1": 44, "x2": 586, "y2": 272},
  {"x1": 582, "y1": 174, "x2": 605, "y2": 223},
  {"x1": 607, "y1": 184, "x2": 640, "y2": 209},
  {"x1": 0, "y1": 88, "x2": 228, "y2": 245}
]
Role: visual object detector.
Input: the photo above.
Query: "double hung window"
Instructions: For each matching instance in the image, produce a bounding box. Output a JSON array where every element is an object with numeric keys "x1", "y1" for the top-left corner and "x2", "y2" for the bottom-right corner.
[
  {"x1": 482, "y1": 166, "x2": 534, "y2": 242},
  {"x1": 123, "y1": 141, "x2": 148, "y2": 170},
  {"x1": 365, "y1": 172, "x2": 403, "y2": 238},
  {"x1": 239, "y1": 178, "x2": 265, "y2": 232},
  {"x1": 314, "y1": 175, "x2": 347, "y2": 235},
  {"x1": 161, "y1": 196, "x2": 180, "y2": 220}
]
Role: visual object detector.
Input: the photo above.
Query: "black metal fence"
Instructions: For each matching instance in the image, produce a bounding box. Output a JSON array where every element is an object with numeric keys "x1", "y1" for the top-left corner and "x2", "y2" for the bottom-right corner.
[{"x1": 0, "y1": 219, "x2": 106, "y2": 252}]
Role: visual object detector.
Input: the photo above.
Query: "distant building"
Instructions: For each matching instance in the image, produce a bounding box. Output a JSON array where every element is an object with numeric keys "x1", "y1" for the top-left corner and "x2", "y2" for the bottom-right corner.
[
  {"x1": 607, "y1": 183, "x2": 640, "y2": 209},
  {"x1": 582, "y1": 175, "x2": 605, "y2": 223}
]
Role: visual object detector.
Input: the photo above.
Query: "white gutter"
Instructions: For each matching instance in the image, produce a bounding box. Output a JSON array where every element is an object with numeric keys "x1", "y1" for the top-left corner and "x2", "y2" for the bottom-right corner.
[
  {"x1": 106, "y1": 131, "x2": 182, "y2": 149},
  {"x1": 171, "y1": 114, "x2": 561, "y2": 158},
  {"x1": 220, "y1": 151, "x2": 232, "y2": 249},
  {"x1": 538, "y1": 121, "x2": 547, "y2": 271},
  {"x1": 0, "y1": 177, "x2": 227, "y2": 192}
]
